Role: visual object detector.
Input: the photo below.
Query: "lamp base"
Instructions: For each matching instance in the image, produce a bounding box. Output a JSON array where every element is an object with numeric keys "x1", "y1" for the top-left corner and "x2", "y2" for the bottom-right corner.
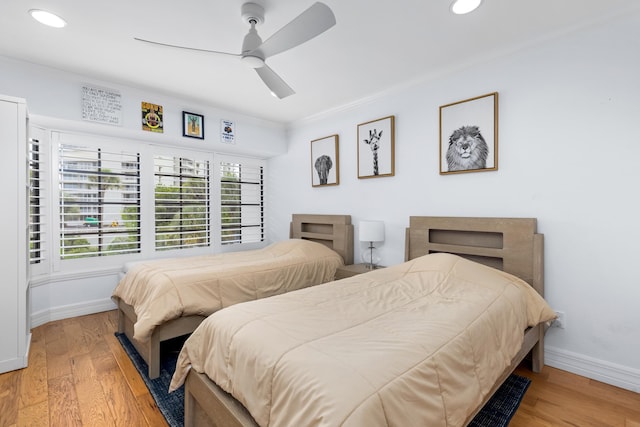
[{"x1": 361, "y1": 243, "x2": 381, "y2": 270}]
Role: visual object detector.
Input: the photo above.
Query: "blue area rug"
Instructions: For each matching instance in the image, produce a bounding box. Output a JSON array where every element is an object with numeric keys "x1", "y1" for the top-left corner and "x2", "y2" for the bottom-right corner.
[
  {"x1": 468, "y1": 373, "x2": 531, "y2": 427},
  {"x1": 115, "y1": 333, "x2": 184, "y2": 427},
  {"x1": 116, "y1": 332, "x2": 530, "y2": 427}
]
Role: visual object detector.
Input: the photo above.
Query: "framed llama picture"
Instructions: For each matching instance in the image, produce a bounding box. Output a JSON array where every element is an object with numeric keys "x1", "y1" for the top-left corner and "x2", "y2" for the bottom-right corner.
[
  {"x1": 439, "y1": 92, "x2": 498, "y2": 175},
  {"x1": 311, "y1": 134, "x2": 339, "y2": 187},
  {"x1": 357, "y1": 115, "x2": 395, "y2": 179},
  {"x1": 182, "y1": 111, "x2": 204, "y2": 139}
]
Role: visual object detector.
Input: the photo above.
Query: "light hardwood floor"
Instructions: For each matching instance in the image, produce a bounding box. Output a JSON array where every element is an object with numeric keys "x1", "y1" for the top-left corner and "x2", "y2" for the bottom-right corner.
[{"x1": 1, "y1": 310, "x2": 639, "y2": 426}]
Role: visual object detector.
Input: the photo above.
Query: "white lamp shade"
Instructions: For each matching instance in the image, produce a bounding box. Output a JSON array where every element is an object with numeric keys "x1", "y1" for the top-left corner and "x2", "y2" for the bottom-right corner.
[{"x1": 359, "y1": 221, "x2": 385, "y2": 242}]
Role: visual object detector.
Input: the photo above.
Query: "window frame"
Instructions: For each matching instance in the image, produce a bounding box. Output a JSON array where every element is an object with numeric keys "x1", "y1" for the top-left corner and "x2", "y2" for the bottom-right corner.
[
  {"x1": 216, "y1": 154, "x2": 266, "y2": 249},
  {"x1": 153, "y1": 152, "x2": 211, "y2": 251},
  {"x1": 36, "y1": 130, "x2": 265, "y2": 276},
  {"x1": 52, "y1": 132, "x2": 143, "y2": 268}
]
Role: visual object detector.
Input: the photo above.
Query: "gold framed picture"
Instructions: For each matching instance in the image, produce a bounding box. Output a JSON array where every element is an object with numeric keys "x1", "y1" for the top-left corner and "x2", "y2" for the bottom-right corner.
[
  {"x1": 357, "y1": 115, "x2": 395, "y2": 179},
  {"x1": 439, "y1": 92, "x2": 498, "y2": 174},
  {"x1": 311, "y1": 134, "x2": 339, "y2": 187}
]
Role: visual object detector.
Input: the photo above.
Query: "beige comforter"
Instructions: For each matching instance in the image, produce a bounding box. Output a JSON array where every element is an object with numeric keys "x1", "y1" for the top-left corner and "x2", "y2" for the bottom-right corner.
[
  {"x1": 170, "y1": 253, "x2": 556, "y2": 427},
  {"x1": 112, "y1": 239, "x2": 343, "y2": 342}
]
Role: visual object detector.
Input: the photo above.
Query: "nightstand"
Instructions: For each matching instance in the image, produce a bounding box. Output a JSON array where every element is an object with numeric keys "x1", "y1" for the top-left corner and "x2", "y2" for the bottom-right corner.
[{"x1": 335, "y1": 263, "x2": 384, "y2": 280}]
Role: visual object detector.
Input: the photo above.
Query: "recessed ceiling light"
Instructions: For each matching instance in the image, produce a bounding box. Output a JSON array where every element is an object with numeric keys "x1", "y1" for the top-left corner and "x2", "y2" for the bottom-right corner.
[
  {"x1": 29, "y1": 9, "x2": 67, "y2": 28},
  {"x1": 451, "y1": 0, "x2": 483, "y2": 15}
]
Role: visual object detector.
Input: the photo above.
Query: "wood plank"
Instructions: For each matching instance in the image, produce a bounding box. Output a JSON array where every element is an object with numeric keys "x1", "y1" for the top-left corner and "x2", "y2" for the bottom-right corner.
[
  {"x1": 16, "y1": 400, "x2": 49, "y2": 427},
  {"x1": 79, "y1": 312, "x2": 110, "y2": 354},
  {"x1": 63, "y1": 319, "x2": 90, "y2": 357},
  {"x1": 0, "y1": 368, "x2": 20, "y2": 427},
  {"x1": 98, "y1": 365, "x2": 148, "y2": 426},
  {"x1": 71, "y1": 353, "x2": 115, "y2": 427},
  {"x1": 104, "y1": 332, "x2": 149, "y2": 396},
  {"x1": 512, "y1": 365, "x2": 640, "y2": 427},
  {"x1": 44, "y1": 322, "x2": 72, "y2": 380},
  {"x1": 134, "y1": 392, "x2": 170, "y2": 427},
  {"x1": 48, "y1": 374, "x2": 83, "y2": 426},
  {"x1": 18, "y1": 325, "x2": 48, "y2": 409}
]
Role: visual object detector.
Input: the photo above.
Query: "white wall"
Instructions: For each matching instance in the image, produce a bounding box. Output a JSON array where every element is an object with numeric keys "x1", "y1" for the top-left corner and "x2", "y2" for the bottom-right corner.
[
  {"x1": 268, "y1": 12, "x2": 640, "y2": 391},
  {"x1": 0, "y1": 55, "x2": 287, "y2": 158}
]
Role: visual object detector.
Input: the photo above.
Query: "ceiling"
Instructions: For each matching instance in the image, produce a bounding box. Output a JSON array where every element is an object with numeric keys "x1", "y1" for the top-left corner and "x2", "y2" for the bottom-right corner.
[{"x1": 1, "y1": 0, "x2": 638, "y2": 124}]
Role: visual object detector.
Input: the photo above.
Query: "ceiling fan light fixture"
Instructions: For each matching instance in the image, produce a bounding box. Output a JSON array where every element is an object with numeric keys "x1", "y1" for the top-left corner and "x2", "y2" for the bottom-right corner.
[
  {"x1": 241, "y1": 55, "x2": 265, "y2": 69},
  {"x1": 450, "y1": 0, "x2": 483, "y2": 15},
  {"x1": 29, "y1": 9, "x2": 67, "y2": 28}
]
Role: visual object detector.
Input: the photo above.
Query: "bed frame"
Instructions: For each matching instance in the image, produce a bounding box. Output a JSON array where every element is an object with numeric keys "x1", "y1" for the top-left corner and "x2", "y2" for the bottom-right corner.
[
  {"x1": 182, "y1": 216, "x2": 546, "y2": 427},
  {"x1": 116, "y1": 213, "x2": 353, "y2": 379}
]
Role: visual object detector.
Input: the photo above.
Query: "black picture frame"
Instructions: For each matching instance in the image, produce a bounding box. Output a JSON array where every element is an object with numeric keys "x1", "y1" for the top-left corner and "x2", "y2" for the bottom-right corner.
[{"x1": 182, "y1": 111, "x2": 205, "y2": 139}]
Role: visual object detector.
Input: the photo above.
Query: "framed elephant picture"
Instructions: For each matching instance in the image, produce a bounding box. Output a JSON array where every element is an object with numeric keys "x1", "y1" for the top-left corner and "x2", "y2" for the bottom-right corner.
[
  {"x1": 311, "y1": 134, "x2": 339, "y2": 187},
  {"x1": 357, "y1": 115, "x2": 395, "y2": 179}
]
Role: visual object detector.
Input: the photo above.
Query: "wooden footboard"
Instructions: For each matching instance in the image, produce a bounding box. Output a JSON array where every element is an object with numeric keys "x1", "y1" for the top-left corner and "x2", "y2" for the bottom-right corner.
[
  {"x1": 185, "y1": 370, "x2": 258, "y2": 427},
  {"x1": 184, "y1": 323, "x2": 545, "y2": 427},
  {"x1": 116, "y1": 299, "x2": 205, "y2": 379}
]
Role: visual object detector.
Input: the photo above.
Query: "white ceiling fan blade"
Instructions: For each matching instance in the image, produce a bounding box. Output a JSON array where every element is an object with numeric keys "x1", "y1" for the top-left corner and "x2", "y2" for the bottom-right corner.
[
  {"x1": 255, "y1": 65, "x2": 295, "y2": 99},
  {"x1": 134, "y1": 37, "x2": 241, "y2": 58},
  {"x1": 255, "y1": 2, "x2": 336, "y2": 59}
]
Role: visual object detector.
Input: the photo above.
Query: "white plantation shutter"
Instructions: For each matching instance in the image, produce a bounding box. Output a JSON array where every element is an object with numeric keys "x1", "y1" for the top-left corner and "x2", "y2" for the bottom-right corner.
[
  {"x1": 220, "y1": 160, "x2": 264, "y2": 245},
  {"x1": 154, "y1": 155, "x2": 210, "y2": 251},
  {"x1": 29, "y1": 136, "x2": 47, "y2": 264},
  {"x1": 58, "y1": 144, "x2": 141, "y2": 259}
]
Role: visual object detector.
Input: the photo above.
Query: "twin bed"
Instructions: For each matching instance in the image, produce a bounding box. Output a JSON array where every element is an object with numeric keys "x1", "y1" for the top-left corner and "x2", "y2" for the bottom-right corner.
[
  {"x1": 164, "y1": 216, "x2": 556, "y2": 427},
  {"x1": 112, "y1": 214, "x2": 354, "y2": 378}
]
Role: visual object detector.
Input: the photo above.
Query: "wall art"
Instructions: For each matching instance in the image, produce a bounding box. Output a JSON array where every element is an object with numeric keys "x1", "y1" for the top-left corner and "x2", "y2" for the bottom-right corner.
[
  {"x1": 439, "y1": 92, "x2": 498, "y2": 174},
  {"x1": 357, "y1": 115, "x2": 395, "y2": 179},
  {"x1": 311, "y1": 134, "x2": 339, "y2": 187},
  {"x1": 141, "y1": 101, "x2": 163, "y2": 133},
  {"x1": 183, "y1": 111, "x2": 204, "y2": 139}
]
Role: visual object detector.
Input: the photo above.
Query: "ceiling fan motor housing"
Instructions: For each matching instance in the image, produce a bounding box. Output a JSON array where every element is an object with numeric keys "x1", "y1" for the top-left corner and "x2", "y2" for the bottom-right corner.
[
  {"x1": 241, "y1": 2, "x2": 264, "y2": 25},
  {"x1": 240, "y1": 2, "x2": 266, "y2": 67}
]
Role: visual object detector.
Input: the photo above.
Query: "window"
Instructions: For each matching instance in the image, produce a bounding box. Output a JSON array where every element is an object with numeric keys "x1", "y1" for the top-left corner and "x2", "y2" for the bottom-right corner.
[
  {"x1": 154, "y1": 155, "x2": 210, "y2": 250},
  {"x1": 220, "y1": 160, "x2": 264, "y2": 245},
  {"x1": 29, "y1": 136, "x2": 47, "y2": 264},
  {"x1": 58, "y1": 145, "x2": 141, "y2": 259}
]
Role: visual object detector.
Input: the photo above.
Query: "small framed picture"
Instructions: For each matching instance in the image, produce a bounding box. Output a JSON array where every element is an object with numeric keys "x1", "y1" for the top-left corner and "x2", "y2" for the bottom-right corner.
[
  {"x1": 357, "y1": 115, "x2": 395, "y2": 179},
  {"x1": 221, "y1": 119, "x2": 235, "y2": 144},
  {"x1": 182, "y1": 111, "x2": 204, "y2": 139},
  {"x1": 439, "y1": 92, "x2": 498, "y2": 174},
  {"x1": 311, "y1": 134, "x2": 339, "y2": 187},
  {"x1": 142, "y1": 102, "x2": 163, "y2": 133}
]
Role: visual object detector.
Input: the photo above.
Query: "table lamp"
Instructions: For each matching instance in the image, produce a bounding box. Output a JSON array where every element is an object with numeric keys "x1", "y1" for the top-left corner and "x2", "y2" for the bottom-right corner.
[{"x1": 359, "y1": 220, "x2": 385, "y2": 270}]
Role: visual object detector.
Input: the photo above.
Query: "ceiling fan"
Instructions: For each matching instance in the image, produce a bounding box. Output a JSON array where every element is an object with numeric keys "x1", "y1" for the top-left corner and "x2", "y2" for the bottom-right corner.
[{"x1": 134, "y1": 2, "x2": 336, "y2": 99}]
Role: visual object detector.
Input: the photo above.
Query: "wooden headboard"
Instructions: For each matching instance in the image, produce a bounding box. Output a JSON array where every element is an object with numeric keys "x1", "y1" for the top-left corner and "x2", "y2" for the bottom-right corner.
[
  {"x1": 290, "y1": 214, "x2": 354, "y2": 265},
  {"x1": 405, "y1": 216, "x2": 544, "y2": 295}
]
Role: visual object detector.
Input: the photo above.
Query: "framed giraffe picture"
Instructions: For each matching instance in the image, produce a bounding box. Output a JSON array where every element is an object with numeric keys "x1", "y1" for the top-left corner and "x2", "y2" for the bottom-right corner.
[
  {"x1": 357, "y1": 115, "x2": 395, "y2": 179},
  {"x1": 311, "y1": 134, "x2": 339, "y2": 187}
]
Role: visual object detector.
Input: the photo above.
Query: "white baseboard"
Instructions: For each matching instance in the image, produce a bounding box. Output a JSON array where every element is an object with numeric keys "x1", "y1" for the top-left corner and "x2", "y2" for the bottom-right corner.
[
  {"x1": 31, "y1": 298, "x2": 117, "y2": 328},
  {"x1": 546, "y1": 345, "x2": 640, "y2": 393}
]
